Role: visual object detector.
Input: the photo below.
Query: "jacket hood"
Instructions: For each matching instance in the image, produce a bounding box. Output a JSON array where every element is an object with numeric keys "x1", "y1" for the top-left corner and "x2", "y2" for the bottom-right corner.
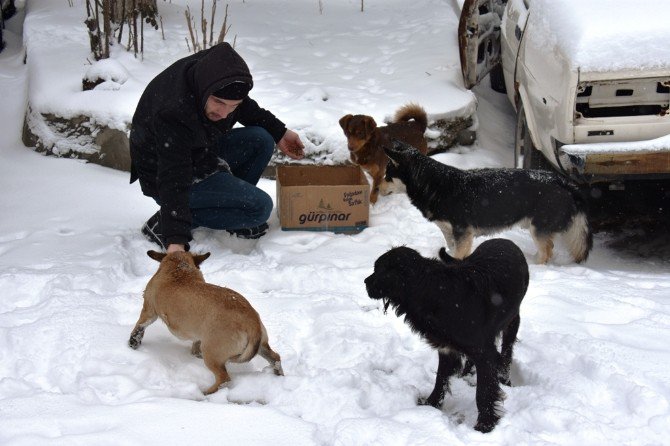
[{"x1": 191, "y1": 43, "x2": 254, "y2": 110}]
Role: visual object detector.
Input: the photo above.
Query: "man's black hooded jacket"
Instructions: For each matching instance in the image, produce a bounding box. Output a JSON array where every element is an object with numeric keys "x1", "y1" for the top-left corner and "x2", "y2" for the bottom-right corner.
[{"x1": 129, "y1": 43, "x2": 287, "y2": 246}]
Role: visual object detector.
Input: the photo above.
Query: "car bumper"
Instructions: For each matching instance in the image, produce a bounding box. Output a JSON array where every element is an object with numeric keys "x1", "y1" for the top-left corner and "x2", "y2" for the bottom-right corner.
[{"x1": 557, "y1": 134, "x2": 670, "y2": 181}]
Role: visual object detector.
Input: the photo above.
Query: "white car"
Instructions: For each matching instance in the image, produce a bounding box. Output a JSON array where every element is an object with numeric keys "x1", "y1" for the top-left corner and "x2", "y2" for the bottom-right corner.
[{"x1": 459, "y1": 0, "x2": 670, "y2": 185}]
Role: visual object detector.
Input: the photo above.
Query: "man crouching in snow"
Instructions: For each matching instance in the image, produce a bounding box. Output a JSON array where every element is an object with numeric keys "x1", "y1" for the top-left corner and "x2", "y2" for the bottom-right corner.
[{"x1": 129, "y1": 42, "x2": 305, "y2": 253}]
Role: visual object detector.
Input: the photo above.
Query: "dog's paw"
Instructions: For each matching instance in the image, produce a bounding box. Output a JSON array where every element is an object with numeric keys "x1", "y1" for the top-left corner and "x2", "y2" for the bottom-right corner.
[
  {"x1": 474, "y1": 419, "x2": 497, "y2": 433},
  {"x1": 128, "y1": 328, "x2": 144, "y2": 349},
  {"x1": 263, "y1": 363, "x2": 284, "y2": 376},
  {"x1": 273, "y1": 364, "x2": 284, "y2": 376},
  {"x1": 497, "y1": 367, "x2": 512, "y2": 386},
  {"x1": 474, "y1": 411, "x2": 501, "y2": 433},
  {"x1": 191, "y1": 340, "x2": 202, "y2": 358},
  {"x1": 418, "y1": 395, "x2": 442, "y2": 409},
  {"x1": 128, "y1": 335, "x2": 142, "y2": 350},
  {"x1": 452, "y1": 411, "x2": 466, "y2": 425}
]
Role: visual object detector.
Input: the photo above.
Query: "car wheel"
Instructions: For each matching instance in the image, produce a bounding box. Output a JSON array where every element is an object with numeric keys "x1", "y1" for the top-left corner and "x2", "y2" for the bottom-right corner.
[
  {"x1": 514, "y1": 104, "x2": 551, "y2": 170},
  {"x1": 489, "y1": 64, "x2": 506, "y2": 94},
  {"x1": 0, "y1": 11, "x2": 4, "y2": 53}
]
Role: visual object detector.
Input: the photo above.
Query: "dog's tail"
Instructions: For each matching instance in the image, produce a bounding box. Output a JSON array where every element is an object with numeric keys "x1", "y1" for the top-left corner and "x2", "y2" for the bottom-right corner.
[
  {"x1": 236, "y1": 330, "x2": 262, "y2": 363},
  {"x1": 393, "y1": 103, "x2": 428, "y2": 133},
  {"x1": 438, "y1": 247, "x2": 459, "y2": 264},
  {"x1": 563, "y1": 187, "x2": 593, "y2": 263}
]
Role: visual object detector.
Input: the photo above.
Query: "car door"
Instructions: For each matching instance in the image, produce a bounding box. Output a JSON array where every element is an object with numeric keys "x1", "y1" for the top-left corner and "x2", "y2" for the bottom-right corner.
[
  {"x1": 499, "y1": 0, "x2": 529, "y2": 105},
  {"x1": 458, "y1": 0, "x2": 507, "y2": 89}
]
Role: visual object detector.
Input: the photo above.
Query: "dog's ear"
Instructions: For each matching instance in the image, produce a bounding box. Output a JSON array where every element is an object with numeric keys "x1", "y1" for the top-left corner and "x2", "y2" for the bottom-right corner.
[
  {"x1": 192, "y1": 252, "x2": 211, "y2": 267},
  {"x1": 383, "y1": 138, "x2": 404, "y2": 162},
  {"x1": 385, "y1": 138, "x2": 416, "y2": 160},
  {"x1": 362, "y1": 116, "x2": 377, "y2": 134},
  {"x1": 339, "y1": 114, "x2": 353, "y2": 132},
  {"x1": 438, "y1": 247, "x2": 457, "y2": 264},
  {"x1": 147, "y1": 250, "x2": 167, "y2": 262},
  {"x1": 392, "y1": 138, "x2": 414, "y2": 152}
]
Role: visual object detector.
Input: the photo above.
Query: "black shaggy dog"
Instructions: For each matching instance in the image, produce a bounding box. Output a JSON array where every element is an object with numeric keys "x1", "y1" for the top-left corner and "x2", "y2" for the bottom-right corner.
[
  {"x1": 365, "y1": 239, "x2": 529, "y2": 433},
  {"x1": 381, "y1": 139, "x2": 593, "y2": 264}
]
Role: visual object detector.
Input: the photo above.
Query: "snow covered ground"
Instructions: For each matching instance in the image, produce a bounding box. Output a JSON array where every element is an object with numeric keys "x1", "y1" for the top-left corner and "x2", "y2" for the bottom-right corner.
[{"x1": 1, "y1": 1, "x2": 669, "y2": 445}]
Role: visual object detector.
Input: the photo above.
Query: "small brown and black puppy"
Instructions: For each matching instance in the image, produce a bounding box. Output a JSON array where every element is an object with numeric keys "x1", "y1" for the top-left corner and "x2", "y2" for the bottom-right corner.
[
  {"x1": 128, "y1": 250, "x2": 284, "y2": 395},
  {"x1": 339, "y1": 103, "x2": 428, "y2": 203}
]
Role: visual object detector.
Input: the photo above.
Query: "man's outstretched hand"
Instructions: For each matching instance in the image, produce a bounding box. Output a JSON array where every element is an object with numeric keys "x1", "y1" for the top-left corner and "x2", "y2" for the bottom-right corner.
[
  {"x1": 278, "y1": 129, "x2": 305, "y2": 160},
  {"x1": 167, "y1": 244, "x2": 186, "y2": 253}
]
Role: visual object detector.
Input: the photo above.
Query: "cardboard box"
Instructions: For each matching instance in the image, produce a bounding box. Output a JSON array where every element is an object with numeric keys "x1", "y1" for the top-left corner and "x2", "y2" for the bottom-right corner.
[{"x1": 276, "y1": 165, "x2": 370, "y2": 233}]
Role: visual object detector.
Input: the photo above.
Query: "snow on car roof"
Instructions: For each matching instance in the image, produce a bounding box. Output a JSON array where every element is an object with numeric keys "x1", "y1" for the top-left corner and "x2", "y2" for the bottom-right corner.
[{"x1": 528, "y1": 0, "x2": 670, "y2": 73}]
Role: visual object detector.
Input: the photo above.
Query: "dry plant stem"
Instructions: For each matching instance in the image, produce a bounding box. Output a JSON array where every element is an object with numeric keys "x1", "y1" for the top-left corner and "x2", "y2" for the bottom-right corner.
[
  {"x1": 132, "y1": 0, "x2": 138, "y2": 56},
  {"x1": 102, "y1": 0, "x2": 111, "y2": 58},
  {"x1": 200, "y1": 0, "x2": 206, "y2": 51},
  {"x1": 217, "y1": 4, "x2": 230, "y2": 44},
  {"x1": 140, "y1": 11, "x2": 144, "y2": 60},
  {"x1": 117, "y1": 0, "x2": 126, "y2": 43},
  {"x1": 95, "y1": 0, "x2": 101, "y2": 53},
  {"x1": 210, "y1": 0, "x2": 217, "y2": 47},
  {"x1": 185, "y1": 6, "x2": 199, "y2": 52}
]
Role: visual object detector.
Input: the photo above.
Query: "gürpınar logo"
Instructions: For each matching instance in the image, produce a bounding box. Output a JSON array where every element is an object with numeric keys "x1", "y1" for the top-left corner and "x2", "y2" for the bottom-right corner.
[
  {"x1": 298, "y1": 211, "x2": 352, "y2": 225},
  {"x1": 298, "y1": 199, "x2": 351, "y2": 225}
]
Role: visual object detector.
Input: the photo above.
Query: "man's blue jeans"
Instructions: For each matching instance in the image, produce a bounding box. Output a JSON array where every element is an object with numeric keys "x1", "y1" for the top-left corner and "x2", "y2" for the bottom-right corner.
[{"x1": 189, "y1": 127, "x2": 274, "y2": 231}]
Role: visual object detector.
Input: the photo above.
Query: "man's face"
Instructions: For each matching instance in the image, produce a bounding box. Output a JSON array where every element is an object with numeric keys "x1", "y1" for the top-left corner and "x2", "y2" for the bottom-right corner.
[{"x1": 204, "y1": 96, "x2": 243, "y2": 121}]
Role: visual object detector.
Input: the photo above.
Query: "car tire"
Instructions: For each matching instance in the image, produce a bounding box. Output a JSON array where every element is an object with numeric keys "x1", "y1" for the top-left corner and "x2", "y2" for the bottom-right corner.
[
  {"x1": 489, "y1": 64, "x2": 506, "y2": 94},
  {"x1": 1, "y1": 0, "x2": 16, "y2": 54},
  {"x1": 0, "y1": 10, "x2": 4, "y2": 53},
  {"x1": 514, "y1": 103, "x2": 552, "y2": 170}
]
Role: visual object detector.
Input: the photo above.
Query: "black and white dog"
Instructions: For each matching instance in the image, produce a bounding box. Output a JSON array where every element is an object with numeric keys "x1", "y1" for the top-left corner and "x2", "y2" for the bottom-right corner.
[
  {"x1": 365, "y1": 239, "x2": 529, "y2": 433},
  {"x1": 381, "y1": 140, "x2": 593, "y2": 263}
]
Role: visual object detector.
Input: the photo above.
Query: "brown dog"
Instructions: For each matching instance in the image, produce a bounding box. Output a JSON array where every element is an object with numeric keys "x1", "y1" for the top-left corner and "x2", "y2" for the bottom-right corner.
[
  {"x1": 339, "y1": 103, "x2": 429, "y2": 203},
  {"x1": 128, "y1": 250, "x2": 284, "y2": 395}
]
